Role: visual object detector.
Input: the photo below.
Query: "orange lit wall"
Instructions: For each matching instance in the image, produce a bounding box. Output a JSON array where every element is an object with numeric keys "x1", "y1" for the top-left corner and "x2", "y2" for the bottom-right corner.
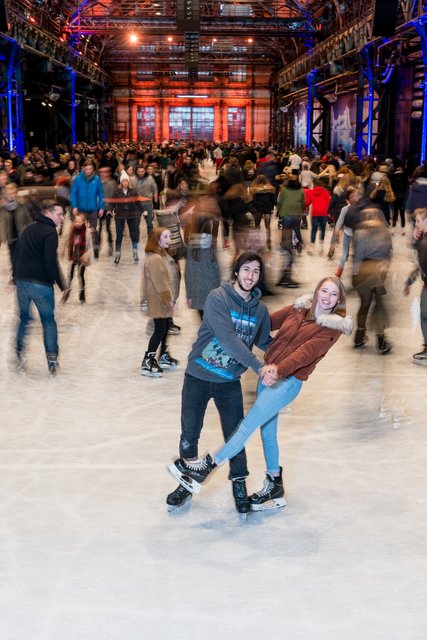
[{"x1": 111, "y1": 67, "x2": 272, "y2": 143}]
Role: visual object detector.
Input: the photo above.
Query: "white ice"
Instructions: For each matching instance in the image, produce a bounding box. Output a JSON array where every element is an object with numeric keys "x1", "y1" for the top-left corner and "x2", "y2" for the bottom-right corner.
[{"x1": 1, "y1": 176, "x2": 427, "y2": 640}]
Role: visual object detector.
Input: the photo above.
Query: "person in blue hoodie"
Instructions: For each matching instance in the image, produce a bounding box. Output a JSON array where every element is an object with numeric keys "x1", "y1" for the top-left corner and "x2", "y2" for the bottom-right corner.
[
  {"x1": 70, "y1": 159, "x2": 104, "y2": 259},
  {"x1": 166, "y1": 251, "x2": 275, "y2": 515}
]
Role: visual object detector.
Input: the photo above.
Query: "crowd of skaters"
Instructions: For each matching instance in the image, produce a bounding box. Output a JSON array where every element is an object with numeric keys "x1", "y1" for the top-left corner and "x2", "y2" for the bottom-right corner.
[{"x1": 0, "y1": 138, "x2": 427, "y2": 376}]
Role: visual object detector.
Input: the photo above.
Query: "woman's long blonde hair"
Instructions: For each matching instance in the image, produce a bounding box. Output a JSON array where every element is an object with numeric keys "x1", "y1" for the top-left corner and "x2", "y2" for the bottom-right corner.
[{"x1": 306, "y1": 276, "x2": 347, "y2": 320}]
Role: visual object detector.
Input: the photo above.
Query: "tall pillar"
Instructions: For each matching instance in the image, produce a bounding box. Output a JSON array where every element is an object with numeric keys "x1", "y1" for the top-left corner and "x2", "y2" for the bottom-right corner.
[
  {"x1": 219, "y1": 99, "x2": 224, "y2": 141},
  {"x1": 414, "y1": 17, "x2": 427, "y2": 163},
  {"x1": 356, "y1": 46, "x2": 378, "y2": 157},
  {"x1": 7, "y1": 44, "x2": 24, "y2": 156},
  {"x1": 250, "y1": 98, "x2": 255, "y2": 143},
  {"x1": 306, "y1": 71, "x2": 316, "y2": 152},
  {"x1": 128, "y1": 70, "x2": 133, "y2": 141},
  {"x1": 69, "y1": 70, "x2": 77, "y2": 145}
]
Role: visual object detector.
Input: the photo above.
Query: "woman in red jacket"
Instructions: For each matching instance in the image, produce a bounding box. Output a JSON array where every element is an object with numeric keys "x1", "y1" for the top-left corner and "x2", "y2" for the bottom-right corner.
[
  {"x1": 169, "y1": 276, "x2": 353, "y2": 510},
  {"x1": 304, "y1": 180, "x2": 331, "y2": 254}
]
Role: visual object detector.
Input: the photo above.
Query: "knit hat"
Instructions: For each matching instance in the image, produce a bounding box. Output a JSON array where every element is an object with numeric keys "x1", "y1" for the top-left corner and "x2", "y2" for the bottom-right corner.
[{"x1": 120, "y1": 171, "x2": 130, "y2": 183}]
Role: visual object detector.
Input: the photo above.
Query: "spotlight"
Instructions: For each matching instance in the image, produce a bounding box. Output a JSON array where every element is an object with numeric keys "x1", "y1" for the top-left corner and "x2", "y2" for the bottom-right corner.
[{"x1": 129, "y1": 33, "x2": 138, "y2": 43}]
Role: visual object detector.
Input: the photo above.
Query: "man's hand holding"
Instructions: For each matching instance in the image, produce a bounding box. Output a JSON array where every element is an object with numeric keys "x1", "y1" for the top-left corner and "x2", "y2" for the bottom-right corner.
[{"x1": 259, "y1": 363, "x2": 279, "y2": 387}]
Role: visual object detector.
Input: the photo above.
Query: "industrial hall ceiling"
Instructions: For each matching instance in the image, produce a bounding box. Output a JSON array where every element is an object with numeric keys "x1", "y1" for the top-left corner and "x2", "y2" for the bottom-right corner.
[
  {"x1": 67, "y1": 0, "x2": 318, "y2": 73},
  {"x1": 6, "y1": 0, "x2": 323, "y2": 78}
]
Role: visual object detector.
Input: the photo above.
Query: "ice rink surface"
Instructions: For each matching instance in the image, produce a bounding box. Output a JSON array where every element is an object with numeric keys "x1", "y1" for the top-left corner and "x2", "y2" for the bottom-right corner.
[{"x1": 1, "y1": 192, "x2": 427, "y2": 640}]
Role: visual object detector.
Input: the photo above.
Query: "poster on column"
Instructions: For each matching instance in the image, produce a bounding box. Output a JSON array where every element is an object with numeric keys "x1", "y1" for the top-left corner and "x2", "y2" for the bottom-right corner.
[
  {"x1": 293, "y1": 101, "x2": 307, "y2": 150},
  {"x1": 330, "y1": 94, "x2": 356, "y2": 155}
]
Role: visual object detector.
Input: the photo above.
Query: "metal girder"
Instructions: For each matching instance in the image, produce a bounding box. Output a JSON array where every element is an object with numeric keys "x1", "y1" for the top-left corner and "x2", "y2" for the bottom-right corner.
[
  {"x1": 278, "y1": 15, "x2": 372, "y2": 89},
  {"x1": 355, "y1": 46, "x2": 380, "y2": 157},
  {"x1": 66, "y1": 16, "x2": 316, "y2": 38},
  {"x1": 0, "y1": 42, "x2": 24, "y2": 154},
  {"x1": 413, "y1": 16, "x2": 427, "y2": 162}
]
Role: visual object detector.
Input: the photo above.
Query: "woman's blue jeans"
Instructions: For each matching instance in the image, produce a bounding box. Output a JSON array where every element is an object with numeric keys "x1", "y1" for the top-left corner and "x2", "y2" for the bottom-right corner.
[
  {"x1": 215, "y1": 376, "x2": 303, "y2": 474},
  {"x1": 339, "y1": 233, "x2": 352, "y2": 270},
  {"x1": 16, "y1": 280, "x2": 58, "y2": 355}
]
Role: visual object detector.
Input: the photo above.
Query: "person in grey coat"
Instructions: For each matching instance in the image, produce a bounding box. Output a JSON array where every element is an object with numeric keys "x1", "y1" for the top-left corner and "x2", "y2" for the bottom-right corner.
[
  {"x1": 0, "y1": 182, "x2": 33, "y2": 281},
  {"x1": 184, "y1": 211, "x2": 220, "y2": 320}
]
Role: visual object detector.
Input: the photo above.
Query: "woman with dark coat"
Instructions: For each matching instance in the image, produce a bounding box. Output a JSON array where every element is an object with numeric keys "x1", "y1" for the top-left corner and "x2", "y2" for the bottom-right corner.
[
  {"x1": 111, "y1": 172, "x2": 141, "y2": 265},
  {"x1": 249, "y1": 175, "x2": 276, "y2": 250},
  {"x1": 222, "y1": 183, "x2": 254, "y2": 258}
]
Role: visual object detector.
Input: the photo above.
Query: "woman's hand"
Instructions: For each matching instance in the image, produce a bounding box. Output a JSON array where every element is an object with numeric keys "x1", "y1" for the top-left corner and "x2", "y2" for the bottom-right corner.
[{"x1": 259, "y1": 364, "x2": 279, "y2": 387}]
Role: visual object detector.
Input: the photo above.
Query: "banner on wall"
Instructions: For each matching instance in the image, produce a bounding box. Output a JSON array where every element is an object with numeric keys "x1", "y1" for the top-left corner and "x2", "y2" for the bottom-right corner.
[
  {"x1": 330, "y1": 95, "x2": 356, "y2": 155},
  {"x1": 293, "y1": 101, "x2": 307, "y2": 150}
]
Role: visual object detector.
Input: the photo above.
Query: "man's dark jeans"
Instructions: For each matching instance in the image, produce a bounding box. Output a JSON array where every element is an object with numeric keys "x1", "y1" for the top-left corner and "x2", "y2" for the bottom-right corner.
[
  {"x1": 16, "y1": 280, "x2": 58, "y2": 355},
  {"x1": 179, "y1": 373, "x2": 248, "y2": 480}
]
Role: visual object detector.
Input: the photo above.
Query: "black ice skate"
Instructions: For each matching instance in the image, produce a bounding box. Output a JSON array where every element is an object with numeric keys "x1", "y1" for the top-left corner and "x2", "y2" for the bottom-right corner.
[
  {"x1": 140, "y1": 352, "x2": 163, "y2": 378},
  {"x1": 46, "y1": 353, "x2": 59, "y2": 377},
  {"x1": 166, "y1": 484, "x2": 192, "y2": 512},
  {"x1": 413, "y1": 345, "x2": 427, "y2": 365},
  {"x1": 377, "y1": 335, "x2": 392, "y2": 355},
  {"x1": 249, "y1": 468, "x2": 287, "y2": 511},
  {"x1": 16, "y1": 350, "x2": 28, "y2": 374},
  {"x1": 159, "y1": 351, "x2": 179, "y2": 368},
  {"x1": 232, "y1": 478, "x2": 251, "y2": 515},
  {"x1": 168, "y1": 454, "x2": 216, "y2": 494}
]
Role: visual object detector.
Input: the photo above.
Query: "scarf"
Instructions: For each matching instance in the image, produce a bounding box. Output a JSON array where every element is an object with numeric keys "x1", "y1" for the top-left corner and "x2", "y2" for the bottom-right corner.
[{"x1": 68, "y1": 224, "x2": 87, "y2": 262}]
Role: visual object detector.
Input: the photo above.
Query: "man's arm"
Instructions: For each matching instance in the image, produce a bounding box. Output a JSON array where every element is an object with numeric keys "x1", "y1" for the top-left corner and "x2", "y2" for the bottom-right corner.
[
  {"x1": 202, "y1": 293, "x2": 264, "y2": 374},
  {"x1": 97, "y1": 178, "x2": 105, "y2": 213},
  {"x1": 44, "y1": 233, "x2": 67, "y2": 290},
  {"x1": 70, "y1": 176, "x2": 78, "y2": 211}
]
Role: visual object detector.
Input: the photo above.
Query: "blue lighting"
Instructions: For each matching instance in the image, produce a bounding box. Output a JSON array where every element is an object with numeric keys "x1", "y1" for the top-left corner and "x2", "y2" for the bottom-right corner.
[
  {"x1": 413, "y1": 20, "x2": 427, "y2": 163},
  {"x1": 70, "y1": 70, "x2": 77, "y2": 145},
  {"x1": 306, "y1": 71, "x2": 316, "y2": 151},
  {"x1": 356, "y1": 47, "x2": 375, "y2": 157},
  {"x1": 7, "y1": 45, "x2": 24, "y2": 157}
]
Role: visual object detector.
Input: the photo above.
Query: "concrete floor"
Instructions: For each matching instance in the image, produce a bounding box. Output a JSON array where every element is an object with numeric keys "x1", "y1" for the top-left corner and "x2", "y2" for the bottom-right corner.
[{"x1": 1, "y1": 182, "x2": 427, "y2": 639}]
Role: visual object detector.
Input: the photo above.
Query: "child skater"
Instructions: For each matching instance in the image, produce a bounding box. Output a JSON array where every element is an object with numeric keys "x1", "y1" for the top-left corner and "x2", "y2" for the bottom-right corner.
[
  {"x1": 169, "y1": 276, "x2": 353, "y2": 511},
  {"x1": 62, "y1": 212, "x2": 92, "y2": 303}
]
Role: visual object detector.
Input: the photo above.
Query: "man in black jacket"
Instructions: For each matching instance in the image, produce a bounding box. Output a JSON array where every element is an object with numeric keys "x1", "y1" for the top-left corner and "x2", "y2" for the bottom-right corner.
[{"x1": 14, "y1": 199, "x2": 67, "y2": 374}]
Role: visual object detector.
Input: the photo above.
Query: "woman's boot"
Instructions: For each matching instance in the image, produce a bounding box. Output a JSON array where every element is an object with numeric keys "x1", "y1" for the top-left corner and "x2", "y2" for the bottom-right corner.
[{"x1": 249, "y1": 467, "x2": 286, "y2": 511}]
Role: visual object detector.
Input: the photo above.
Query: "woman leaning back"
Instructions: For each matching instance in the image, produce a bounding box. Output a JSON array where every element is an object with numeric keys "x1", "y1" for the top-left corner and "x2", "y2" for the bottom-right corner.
[{"x1": 169, "y1": 276, "x2": 353, "y2": 510}]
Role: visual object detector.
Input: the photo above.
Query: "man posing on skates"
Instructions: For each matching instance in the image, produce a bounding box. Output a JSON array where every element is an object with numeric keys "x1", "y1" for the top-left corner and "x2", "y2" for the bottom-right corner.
[{"x1": 166, "y1": 251, "x2": 277, "y2": 514}]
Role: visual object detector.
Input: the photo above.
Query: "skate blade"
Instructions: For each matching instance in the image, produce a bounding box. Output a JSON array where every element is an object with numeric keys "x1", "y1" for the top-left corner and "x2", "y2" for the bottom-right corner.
[
  {"x1": 167, "y1": 496, "x2": 192, "y2": 513},
  {"x1": 140, "y1": 370, "x2": 163, "y2": 378},
  {"x1": 250, "y1": 497, "x2": 287, "y2": 512},
  {"x1": 237, "y1": 512, "x2": 249, "y2": 521},
  {"x1": 167, "y1": 464, "x2": 201, "y2": 494}
]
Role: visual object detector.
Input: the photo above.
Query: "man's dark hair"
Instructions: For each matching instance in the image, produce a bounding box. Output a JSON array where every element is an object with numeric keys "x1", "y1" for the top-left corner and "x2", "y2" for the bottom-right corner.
[
  {"x1": 231, "y1": 252, "x2": 264, "y2": 282},
  {"x1": 40, "y1": 199, "x2": 60, "y2": 214}
]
